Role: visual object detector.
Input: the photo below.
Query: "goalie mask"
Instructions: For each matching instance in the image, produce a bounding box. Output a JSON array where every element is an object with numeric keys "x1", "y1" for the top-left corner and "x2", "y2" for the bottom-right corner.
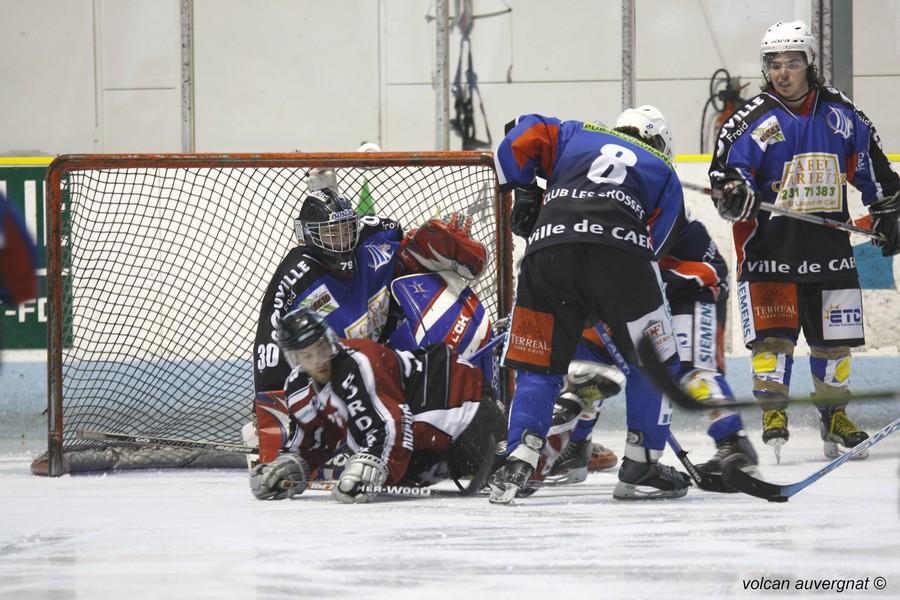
[
  {"x1": 276, "y1": 307, "x2": 338, "y2": 382},
  {"x1": 614, "y1": 105, "x2": 674, "y2": 161},
  {"x1": 294, "y1": 189, "x2": 360, "y2": 269}
]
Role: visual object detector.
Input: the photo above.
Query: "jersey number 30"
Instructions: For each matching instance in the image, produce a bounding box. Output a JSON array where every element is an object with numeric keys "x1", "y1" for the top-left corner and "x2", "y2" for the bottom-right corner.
[{"x1": 587, "y1": 144, "x2": 637, "y2": 186}]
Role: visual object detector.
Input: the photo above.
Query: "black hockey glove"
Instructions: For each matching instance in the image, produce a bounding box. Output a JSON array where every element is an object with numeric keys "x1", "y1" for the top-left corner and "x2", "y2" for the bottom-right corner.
[
  {"x1": 870, "y1": 193, "x2": 900, "y2": 256},
  {"x1": 511, "y1": 187, "x2": 542, "y2": 238},
  {"x1": 715, "y1": 179, "x2": 761, "y2": 222}
]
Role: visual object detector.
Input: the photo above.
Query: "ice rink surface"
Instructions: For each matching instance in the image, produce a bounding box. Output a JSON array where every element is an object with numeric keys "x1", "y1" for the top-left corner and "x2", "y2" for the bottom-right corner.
[{"x1": 1, "y1": 358, "x2": 899, "y2": 599}]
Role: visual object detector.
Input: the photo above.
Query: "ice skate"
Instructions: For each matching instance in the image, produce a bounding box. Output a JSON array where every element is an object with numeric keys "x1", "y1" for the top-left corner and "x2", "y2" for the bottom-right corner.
[
  {"x1": 545, "y1": 438, "x2": 590, "y2": 484},
  {"x1": 489, "y1": 433, "x2": 542, "y2": 504},
  {"x1": 820, "y1": 407, "x2": 869, "y2": 460},
  {"x1": 547, "y1": 392, "x2": 586, "y2": 435},
  {"x1": 488, "y1": 457, "x2": 535, "y2": 504},
  {"x1": 613, "y1": 457, "x2": 691, "y2": 500},
  {"x1": 762, "y1": 409, "x2": 789, "y2": 464},
  {"x1": 697, "y1": 433, "x2": 759, "y2": 477}
]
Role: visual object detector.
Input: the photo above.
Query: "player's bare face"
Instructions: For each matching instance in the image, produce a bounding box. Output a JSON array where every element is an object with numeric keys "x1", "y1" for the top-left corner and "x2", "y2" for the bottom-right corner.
[
  {"x1": 766, "y1": 51, "x2": 809, "y2": 104},
  {"x1": 285, "y1": 339, "x2": 333, "y2": 384}
]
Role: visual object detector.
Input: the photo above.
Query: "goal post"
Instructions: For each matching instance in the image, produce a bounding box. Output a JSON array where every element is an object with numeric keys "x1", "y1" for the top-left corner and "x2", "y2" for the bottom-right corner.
[{"x1": 36, "y1": 152, "x2": 512, "y2": 476}]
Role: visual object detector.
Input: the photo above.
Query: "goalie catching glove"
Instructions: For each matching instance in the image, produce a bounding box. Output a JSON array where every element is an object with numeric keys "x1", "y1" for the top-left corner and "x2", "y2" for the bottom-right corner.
[
  {"x1": 397, "y1": 212, "x2": 487, "y2": 280},
  {"x1": 249, "y1": 454, "x2": 310, "y2": 500},
  {"x1": 331, "y1": 452, "x2": 388, "y2": 504}
]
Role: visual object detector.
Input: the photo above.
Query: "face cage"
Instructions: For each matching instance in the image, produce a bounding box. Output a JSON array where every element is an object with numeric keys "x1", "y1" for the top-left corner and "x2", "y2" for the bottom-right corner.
[
  {"x1": 283, "y1": 338, "x2": 335, "y2": 373},
  {"x1": 294, "y1": 212, "x2": 361, "y2": 255}
]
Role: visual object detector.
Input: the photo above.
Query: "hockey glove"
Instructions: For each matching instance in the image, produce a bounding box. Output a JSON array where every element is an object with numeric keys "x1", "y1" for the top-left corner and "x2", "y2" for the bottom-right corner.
[
  {"x1": 332, "y1": 452, "x2": 388, "y2": 504},
  {"x1": 715, "y1": 179, "x2": 760, "y2": 222},
  {"x1": 249, "y1": 453, "x2": 310, "y2": 500},
  {"x1": 397, "y1": 212, "x2": 487, "y2": 280},
  {"x1": 511, "y1": 187, "x2": 542, "y2": 238},
  {"x1": 870, "y1": 193, "x2": 900, "y2": 256}
]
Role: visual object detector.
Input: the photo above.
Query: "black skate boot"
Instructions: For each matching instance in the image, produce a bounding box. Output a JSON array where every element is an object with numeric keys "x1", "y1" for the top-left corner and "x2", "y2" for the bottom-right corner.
[
  {"x1": 545, "y1": 438, "x2": 591, "y2": 484},
  {"x1": 762, "y1": 408, "x2": 789, "y2": 464},
  {"x1": 548, "y1": 392, "x2": 586, "y2": 436},
  {"x1": 489, "y1": 431, "x2": 543, "y2": 504},
  {"x1": 820, "y1": 407, "x2": 869, "y2": 460},
  {"x1": 697, "y1": 433, "x2": 759, "y2": 476},
  {"x1": 613, "y1": 441, "x2": 691, "y2": 501}
]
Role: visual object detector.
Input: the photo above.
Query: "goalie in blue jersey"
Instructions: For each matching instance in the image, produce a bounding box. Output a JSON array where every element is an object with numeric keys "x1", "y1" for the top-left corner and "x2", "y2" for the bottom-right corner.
[{"x1": 252, "y1": 177, "x2": 489, "y2": 395}]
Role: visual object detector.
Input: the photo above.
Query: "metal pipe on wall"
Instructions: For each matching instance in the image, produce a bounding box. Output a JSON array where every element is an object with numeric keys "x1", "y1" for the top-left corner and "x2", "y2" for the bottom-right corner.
[
  {"x1": 435, "y1": 0, "x2": 450, "y2": 150},
  {"x1": 181, "y1": 0, "x2": 195, "y2": 153},
  {"x1": 621, "y1": 0, "x2": 635, "y2": 110}
]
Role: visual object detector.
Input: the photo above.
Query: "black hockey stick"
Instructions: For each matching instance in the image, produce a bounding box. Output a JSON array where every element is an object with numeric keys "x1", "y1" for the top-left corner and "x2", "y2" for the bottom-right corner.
[
  {"x1": 720, "y1": 415, "x2": 900, "y2": 502},
  {"x1": 77, "y1": 429, "x2": 257, "y2": 454},
  {"x1": 590, "y1": 324, "x2": 731, "y2": 493},
  {"x1": 636, "y1": 336, "x2": 900, "y2": 411},
  {"x1": 680, "y1": 180, "x2": 885, "y2": 241}
]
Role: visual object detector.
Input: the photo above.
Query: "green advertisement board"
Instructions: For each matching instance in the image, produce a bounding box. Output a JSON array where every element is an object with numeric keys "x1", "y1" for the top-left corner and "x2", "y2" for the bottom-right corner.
[{"x1": 1, "y1": 159, "x2": 52, "y2": 350}]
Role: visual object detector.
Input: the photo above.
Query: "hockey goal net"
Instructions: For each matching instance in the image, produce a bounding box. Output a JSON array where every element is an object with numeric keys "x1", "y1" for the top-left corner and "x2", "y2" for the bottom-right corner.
[{"x1": 35, "y1": 152, "x2": 511, "y2": 476}]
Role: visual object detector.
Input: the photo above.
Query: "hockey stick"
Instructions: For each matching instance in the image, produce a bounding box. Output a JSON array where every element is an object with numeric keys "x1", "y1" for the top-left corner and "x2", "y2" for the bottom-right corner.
[
  {"x1": 467, "y1": 328, "x2": 508, "y2": 363},
  {"x1": 680, "y1": 181, "x2": 885, "y2": 241},
  {"x1": 590, "y1": 324, "x2": 732, "y2": 493},
  {"x1": 636, "y1": 335, "x2": 900, "y2": 411},
  {"x1": 720, "y1": 416, "x2": 900, "y2": 502},
  {"x1": 77, "y1": 429, "x2": 256, "y2": 454}
]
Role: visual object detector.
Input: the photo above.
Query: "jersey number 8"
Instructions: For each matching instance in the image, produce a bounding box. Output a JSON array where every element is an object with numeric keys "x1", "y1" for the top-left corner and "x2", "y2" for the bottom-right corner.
[{"x1": 587, "y1": 144, "x2": 638, "y2": 186}]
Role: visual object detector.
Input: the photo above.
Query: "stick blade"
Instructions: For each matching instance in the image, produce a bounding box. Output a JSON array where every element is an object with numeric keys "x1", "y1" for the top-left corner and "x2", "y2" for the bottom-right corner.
[{"x1": 721, "y1": 463, "x2": 789, "y2": 502}]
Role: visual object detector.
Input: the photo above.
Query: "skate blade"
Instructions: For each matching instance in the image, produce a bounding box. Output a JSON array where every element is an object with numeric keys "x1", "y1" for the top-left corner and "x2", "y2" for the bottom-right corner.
[
  {"x1": 488, "y1": 483, "x2": 520, "y2": 504},
  {"x1": 823, "y1": 441, "x2": 869, "y2": 460},
  {"x1": 766, "y1": 438, "x2": 786, "y2": 464},
  {"x1": 612, "y1": 482, "x2": 689, "y2": 500},
  {"x1": 543, "y1": 467, "x2": 588, "y2": 485}
]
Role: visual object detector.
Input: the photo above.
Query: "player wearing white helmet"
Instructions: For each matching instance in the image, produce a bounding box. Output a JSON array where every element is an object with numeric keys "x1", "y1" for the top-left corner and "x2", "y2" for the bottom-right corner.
[
  {"x1": 490, "y1": 108, "x2": 690, "y2": 503},
  {"x1": 709, "y1": 20, "x2": 900, "y2": 462}
]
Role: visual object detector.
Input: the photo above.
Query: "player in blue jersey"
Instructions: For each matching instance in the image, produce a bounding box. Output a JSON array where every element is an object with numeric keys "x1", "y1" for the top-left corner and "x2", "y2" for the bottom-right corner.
[
  {"x1": 546, "y1": 210, "x2": 759, "y2": 482},
  {"x1": 709, "y1": 20, "x2": 900, "y2": 462},
  {"x1": 247, "y1": 175, "x2": 491, "y2": 457},
  {"x1": 252, "y1": 182, "x2": 488, "y2": 395},
  {"x1": 489, "y1": 105, "x2": 692, "y2": 503},
  {"x1": 252, "y1": 185, "x2": 404, "y2": 394}
]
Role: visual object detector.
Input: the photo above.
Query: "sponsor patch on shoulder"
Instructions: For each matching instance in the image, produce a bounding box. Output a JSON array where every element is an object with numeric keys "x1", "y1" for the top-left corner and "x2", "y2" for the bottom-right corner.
[
  {"x1": 301, "y1": 284, "x2": 340, "y2": 315},
  {"x1": 751, "y1": 115, "x2": 784, "y2": 151}
]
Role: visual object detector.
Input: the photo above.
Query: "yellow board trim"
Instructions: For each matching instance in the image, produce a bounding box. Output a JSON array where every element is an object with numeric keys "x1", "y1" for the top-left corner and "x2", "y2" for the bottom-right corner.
[
  {"x1": 0, "y1": 156, "x2": 55, "y2": 166},
  {"x1": 674, "y1": 153, "x2": 900, "y2": 163}
]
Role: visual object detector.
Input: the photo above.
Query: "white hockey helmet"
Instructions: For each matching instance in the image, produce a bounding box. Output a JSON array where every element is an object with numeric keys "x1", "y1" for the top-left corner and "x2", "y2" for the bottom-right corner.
[
  {"x1": 759, "y1": 20, "x2": 816, "y2": 70},
  {"x1": 614, "y1": 105, "x2": 674, "y2": 160}
]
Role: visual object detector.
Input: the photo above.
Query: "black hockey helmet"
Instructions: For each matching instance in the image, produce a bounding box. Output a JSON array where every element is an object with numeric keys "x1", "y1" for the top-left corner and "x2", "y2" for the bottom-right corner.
[
  {"x1": 276, "y1": 307, "x2": 338, "y2": 370},
  {"x1": 294, "y1": 188, "x2": 360, "y2": 267},
  {"x1": 276, "y1": 306, "x2": 335, "y2": 350}
]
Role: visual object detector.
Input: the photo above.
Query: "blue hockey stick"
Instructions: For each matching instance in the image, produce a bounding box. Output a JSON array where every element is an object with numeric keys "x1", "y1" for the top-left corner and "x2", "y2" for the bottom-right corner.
[{"x1": 721, "y1": 416, "x2": 900, "y2": 502}]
